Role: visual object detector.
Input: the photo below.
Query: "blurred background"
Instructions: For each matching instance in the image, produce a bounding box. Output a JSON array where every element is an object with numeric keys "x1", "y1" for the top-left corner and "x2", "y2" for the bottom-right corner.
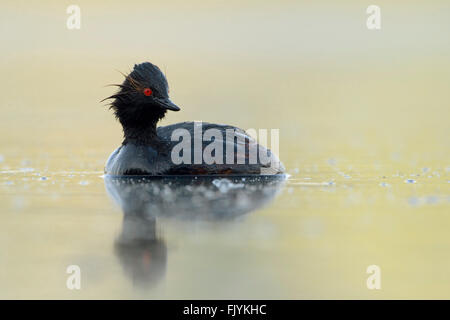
[{"x1": 0, "y1": 0, "x2": 449, "y2": 299}]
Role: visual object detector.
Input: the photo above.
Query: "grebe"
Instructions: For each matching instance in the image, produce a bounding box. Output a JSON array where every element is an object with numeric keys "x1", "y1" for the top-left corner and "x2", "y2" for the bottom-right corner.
[{"x1": 104, "y1": 62, "x2": 284, "y2": 176}]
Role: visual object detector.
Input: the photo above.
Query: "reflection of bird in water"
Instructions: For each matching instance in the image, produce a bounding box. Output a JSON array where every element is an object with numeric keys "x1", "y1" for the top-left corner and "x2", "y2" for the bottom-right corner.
[
  {"x1": 106, "y1": 175, "x2": 286, "y2": 220},
  {"x1": 114, "y1": 214, "x2": 166, "y2": 289},
  {"x1": 105, "y1": 175, "x2": 286, "y2": 288}
]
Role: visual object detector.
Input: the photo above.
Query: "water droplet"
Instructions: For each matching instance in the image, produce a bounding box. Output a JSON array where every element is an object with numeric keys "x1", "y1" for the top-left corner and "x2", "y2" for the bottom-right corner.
[
  {"x1": 79, "y1": 181, "x2": 90, "y2": 186},
  {"x1": 379, "y1": 182, "x2": 389, "y2": 187},
  {"x1": 212, "y1": 178, "x2": 244, "y2": 193},
  {"x1": 405, "y1": 179, "x2": 416, "y2": 184},
  {"x1": 12, "y1": 196, "x2": 27, "y2": 210},
  {"x1": 39, "y1": 176, "x2": 48, "y2": 181},
  {"x1": 408, "y1": 197, "x2": 420, "y2": 206},
  {"x1": 426, "y1": 196, "x2": 439, "y2": 204},
  {"x1": 21, "y1": 159, "x2": 32, "y2": 166}
]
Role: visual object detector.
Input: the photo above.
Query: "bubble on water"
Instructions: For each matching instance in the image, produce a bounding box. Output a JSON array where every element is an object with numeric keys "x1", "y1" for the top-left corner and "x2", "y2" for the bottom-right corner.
[
  {"x1": 426, "y1": 196, "x2": 439, "y2": 205},
  {"x1": 79, "y1": 180, "x2": 90, "y2": 186},
  {"x1": 5, "y1": 181, "x2": 14, "y2": 186},
  {"x1": 0, "y1": 155, "x2": 4, "y2": 163},
  {"x1": 203, "y1": 190, "x2": 216, "y2": 199},
  {"x1": 327, "y1": 181, "x2": 336, "y2": 186},
  {"x1": 379, "y1": 182, "x2": 389, "y2": 187},
  {"x1": 405, "y1": 179, "x2": 416, "y2": 184},
  {"x1": 39, "y1": 176, "x2": 48, "y2": 181},
  {"x1": 327, "y1": 158, "x2": 337, "y2": 166},
  {"x1": 343, "y1": 175, "x2": 351, "y2": 179},
  {"x1": 12, "y1": 196, "x2": 28, "y2": 211},
  {"x1": 21, "y1": 159, "x2": 32, "y2": 166},
  {"x1": 212, "y1": 178, "x2": 244, "y2": 193},
  {"x1": 408, "y1": 197, "x2": 420, "y2": 206},
  {"x1": 422, "y1": 167, "x2": 430, "y2": 173},
  {"x1": 150, "y1": 184, "x2": 161, "y2": 195},
  {"x1": 161, "y1": 185, "x2": 174, "y2": 198},
  {"x1": 19, "y1": 167, "x2": 34, "y2": 173}
]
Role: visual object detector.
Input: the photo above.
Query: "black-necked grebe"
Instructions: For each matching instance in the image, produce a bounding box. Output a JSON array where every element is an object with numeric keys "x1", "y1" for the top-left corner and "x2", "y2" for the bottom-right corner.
[{"x1": 104, "y1": 62, "x2": 284, "y2": 176}]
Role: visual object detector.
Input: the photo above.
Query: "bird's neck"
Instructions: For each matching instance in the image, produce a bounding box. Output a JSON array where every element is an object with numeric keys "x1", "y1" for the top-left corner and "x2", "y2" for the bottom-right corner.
[
  {"x1": 122, "y1": 121, "x2": 160, "y2": 145},
  {"x1": 117, "y1": 106, "x2": 167, "y2": 146}
]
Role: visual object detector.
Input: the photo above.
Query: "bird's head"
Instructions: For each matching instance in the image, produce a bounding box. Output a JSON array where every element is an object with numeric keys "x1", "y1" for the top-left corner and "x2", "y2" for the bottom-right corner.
[{"x1": 104, "y1": 62, "x2": 180, "y2": 129}]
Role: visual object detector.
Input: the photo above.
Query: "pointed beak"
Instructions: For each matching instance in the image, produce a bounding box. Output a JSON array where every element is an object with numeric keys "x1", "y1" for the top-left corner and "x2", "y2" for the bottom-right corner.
[{"x1": 155, "y1": 98, "x2": 180, "y2": 111}]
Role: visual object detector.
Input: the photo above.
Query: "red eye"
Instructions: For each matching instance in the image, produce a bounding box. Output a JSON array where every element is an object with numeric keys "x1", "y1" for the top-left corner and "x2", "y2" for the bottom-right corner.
[{"x1": 143, "y1": 88, "x2": 153, "y2": 96}]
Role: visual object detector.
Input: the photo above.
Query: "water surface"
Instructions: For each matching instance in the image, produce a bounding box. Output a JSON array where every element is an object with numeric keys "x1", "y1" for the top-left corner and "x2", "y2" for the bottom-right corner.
[{"x1": 0, "y1": 0, "x2": 449, "y2": 299}]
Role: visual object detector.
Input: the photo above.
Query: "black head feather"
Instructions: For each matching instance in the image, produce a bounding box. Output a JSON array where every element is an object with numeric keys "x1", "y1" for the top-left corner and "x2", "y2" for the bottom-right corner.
[{"x1": 103, "y1": 62, "x2": 180, "y2": 132}]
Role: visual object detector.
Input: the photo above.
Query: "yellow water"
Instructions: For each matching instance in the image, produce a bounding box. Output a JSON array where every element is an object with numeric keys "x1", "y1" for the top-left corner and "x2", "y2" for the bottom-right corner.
[{"x1": 0, "y1": 0, "x2": 449, "y2": 299}]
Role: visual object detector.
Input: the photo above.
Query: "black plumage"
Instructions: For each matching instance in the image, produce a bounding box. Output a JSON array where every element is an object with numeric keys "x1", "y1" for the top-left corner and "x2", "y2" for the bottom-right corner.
[{"x1": 104, "y1": 62, "x2": 284, "y2": 176}]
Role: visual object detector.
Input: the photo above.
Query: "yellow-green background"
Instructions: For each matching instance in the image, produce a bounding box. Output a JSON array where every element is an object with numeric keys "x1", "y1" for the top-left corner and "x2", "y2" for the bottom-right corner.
[{"x1": 0, "y1": 0, "x2": 449, "y2": 299}]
